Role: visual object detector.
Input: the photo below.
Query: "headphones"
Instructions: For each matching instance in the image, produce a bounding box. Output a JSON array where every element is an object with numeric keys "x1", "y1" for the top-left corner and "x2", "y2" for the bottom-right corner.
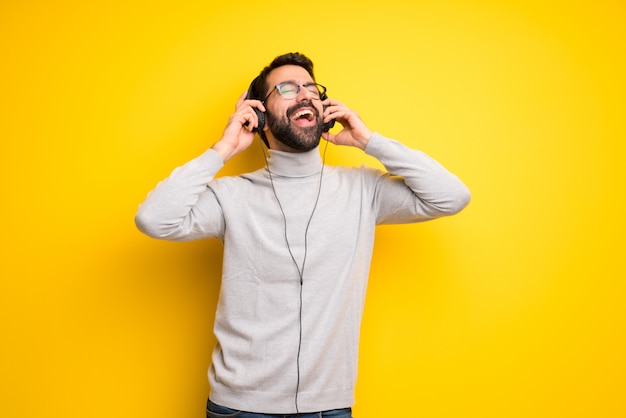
[{"x1": 246, "y1": 75, "x2": 335, "y2": 147}]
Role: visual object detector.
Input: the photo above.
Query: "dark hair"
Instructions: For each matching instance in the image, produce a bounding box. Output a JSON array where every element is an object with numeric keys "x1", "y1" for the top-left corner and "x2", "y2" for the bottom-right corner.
[{"x1": 250, "y1": 52, "x2": 316, "y2": 101}]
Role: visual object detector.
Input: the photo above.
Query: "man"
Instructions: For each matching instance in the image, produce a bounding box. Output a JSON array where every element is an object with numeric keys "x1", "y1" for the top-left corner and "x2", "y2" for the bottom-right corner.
[{"x1": 135, "y1": 52, "x2": 471, "y2": 418}]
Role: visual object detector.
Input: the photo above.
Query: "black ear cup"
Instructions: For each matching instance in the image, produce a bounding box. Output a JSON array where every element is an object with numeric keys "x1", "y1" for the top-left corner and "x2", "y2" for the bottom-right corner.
[
  {"x1": 320, "y1": 91, "x2": 335, "y2": 133},
  {"x1": 246, "y1": 76, "x2": 265, "y2": 132},
  {"x1": 322, "y1": 117, "x2": 335, "y2": 133}
]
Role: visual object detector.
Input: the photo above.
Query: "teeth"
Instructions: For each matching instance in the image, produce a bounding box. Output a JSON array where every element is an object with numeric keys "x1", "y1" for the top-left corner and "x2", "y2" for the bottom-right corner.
[{"x1": 294, "y1": 109, "x2": 313, "y2": 119}]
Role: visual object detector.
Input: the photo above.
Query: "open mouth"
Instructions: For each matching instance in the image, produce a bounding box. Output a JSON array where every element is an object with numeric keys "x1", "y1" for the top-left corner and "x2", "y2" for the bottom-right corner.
[{"x1": 291, "y1": 108, "x2": 316, "y2": 126}]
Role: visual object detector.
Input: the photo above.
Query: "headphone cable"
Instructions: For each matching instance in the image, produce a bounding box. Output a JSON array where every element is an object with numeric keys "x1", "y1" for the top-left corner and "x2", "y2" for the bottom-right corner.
[{"x1": 260, "y1": 138, "x2": 329, "y2": 415}]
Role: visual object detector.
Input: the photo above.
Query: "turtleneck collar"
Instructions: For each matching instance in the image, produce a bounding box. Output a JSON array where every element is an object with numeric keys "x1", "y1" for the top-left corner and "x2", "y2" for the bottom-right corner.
[{"x1": 266, "y1": 146, "x2": 322, "y2": 178}]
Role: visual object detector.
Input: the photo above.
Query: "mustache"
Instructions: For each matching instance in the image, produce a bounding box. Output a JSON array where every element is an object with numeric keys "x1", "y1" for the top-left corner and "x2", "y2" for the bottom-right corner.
[{"x1": 286, "y1": 101, "x2": 319, "y2": 118}]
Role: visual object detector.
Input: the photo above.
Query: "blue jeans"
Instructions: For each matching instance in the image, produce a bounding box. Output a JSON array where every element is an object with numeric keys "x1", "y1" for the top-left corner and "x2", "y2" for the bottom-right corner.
[{"x1": 206, "y1": 399, "x2": 353, "y2": 418}]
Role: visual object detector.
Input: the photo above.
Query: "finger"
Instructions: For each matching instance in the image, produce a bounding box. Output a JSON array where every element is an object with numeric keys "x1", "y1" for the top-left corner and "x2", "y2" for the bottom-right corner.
[
  {"x1": 254, "y1": 100, "x2": 266, "y2": 113},
  {"x1": 245, "y1": 107, "x2": 262, "y2": 131},
  {"x1": 324, "y1": 101, "x2": 350, "y2": 115},
  {"x1": 238, "y1": 99, "x2": 266, "y2": 114},
  {"x1": 325, "y1": 108, "x2": 348, "y2": 124},
  {"x1": 323, "y1": 98, "x2": 345, "y2": 107},
  {"x1": 238, "y1": 110, "x2": 254, "y2": 131},
  {"x1": 228, "y1": 107, "x2": 254, "y2": 131}
]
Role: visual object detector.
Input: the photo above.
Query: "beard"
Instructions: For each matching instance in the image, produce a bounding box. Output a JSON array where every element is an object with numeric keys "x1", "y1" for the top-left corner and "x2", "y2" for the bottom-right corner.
[{"x1": 266, "y1": 102, "x2": 324, "y2": 151}]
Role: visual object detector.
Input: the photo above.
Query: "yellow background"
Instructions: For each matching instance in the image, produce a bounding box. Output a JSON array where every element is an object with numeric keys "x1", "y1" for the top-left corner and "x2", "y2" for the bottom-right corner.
[{"x1": 1, "y1": 1, "x2": 625, "y2": 417}]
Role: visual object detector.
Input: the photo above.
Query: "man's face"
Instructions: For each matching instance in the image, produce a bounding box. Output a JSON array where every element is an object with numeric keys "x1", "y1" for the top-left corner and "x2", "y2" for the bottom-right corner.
[{"x1": 263, "y1": 65, "x2": 325, "y2": 152}]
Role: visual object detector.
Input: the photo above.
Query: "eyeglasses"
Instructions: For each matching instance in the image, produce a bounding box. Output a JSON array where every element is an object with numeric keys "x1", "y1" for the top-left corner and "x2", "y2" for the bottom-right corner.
[{"x1": 264, "y1": 82, "x2": 327, "y2": 102}]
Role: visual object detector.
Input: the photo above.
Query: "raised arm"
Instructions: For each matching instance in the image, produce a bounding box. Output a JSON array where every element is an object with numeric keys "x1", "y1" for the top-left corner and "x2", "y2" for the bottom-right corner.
[
  {"x1": 135, "y1": 90, "x2": 265, "y2": 240},
  {"x1": 365, "y1": 133, "x2": 471, "y2": 224},
  {"x1": 321, "y1": 98, "x2": 470, "y2": 223},
  {"x1": 134, "y1": 149, "x2": 225, "y2": 240}
]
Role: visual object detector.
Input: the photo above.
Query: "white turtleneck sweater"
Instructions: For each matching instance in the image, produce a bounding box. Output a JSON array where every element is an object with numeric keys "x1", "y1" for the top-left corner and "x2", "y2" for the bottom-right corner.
[{"x1": 135, "y1": 133, "x2": 470, "y2": 414}]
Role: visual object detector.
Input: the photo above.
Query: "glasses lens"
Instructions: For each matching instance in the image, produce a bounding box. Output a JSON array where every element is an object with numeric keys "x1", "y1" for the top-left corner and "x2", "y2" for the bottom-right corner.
[
  {"x1": 275, "y1": 82, "x2": 324, "y2": 99},
  {"x1": 277, "y1": 82, "x2": 299, "y2": 99},
  {"x1": 304, "y1": 83, "x2": 323, "y2": 98}
]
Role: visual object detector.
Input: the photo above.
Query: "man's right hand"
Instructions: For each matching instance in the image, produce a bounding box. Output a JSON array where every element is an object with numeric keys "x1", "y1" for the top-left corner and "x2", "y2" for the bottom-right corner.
[{"x1": 211, "y1": 91, "x2": 266, "y2": 163}]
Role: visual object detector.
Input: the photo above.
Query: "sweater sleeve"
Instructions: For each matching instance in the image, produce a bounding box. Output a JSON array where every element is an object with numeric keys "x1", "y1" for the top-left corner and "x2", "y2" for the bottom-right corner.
[
  {"x1": 134, "y1": 148, "x2": 226, "y2": 241},
  {"x1": 364, "y1": 133, "x2": 471, "y2": 224}
]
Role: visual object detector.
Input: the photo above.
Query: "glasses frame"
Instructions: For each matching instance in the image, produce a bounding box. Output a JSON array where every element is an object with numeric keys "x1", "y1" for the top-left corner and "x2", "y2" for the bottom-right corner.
[{"x1": 264, "y1": 82, "x2": 327, "y2": 102}]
